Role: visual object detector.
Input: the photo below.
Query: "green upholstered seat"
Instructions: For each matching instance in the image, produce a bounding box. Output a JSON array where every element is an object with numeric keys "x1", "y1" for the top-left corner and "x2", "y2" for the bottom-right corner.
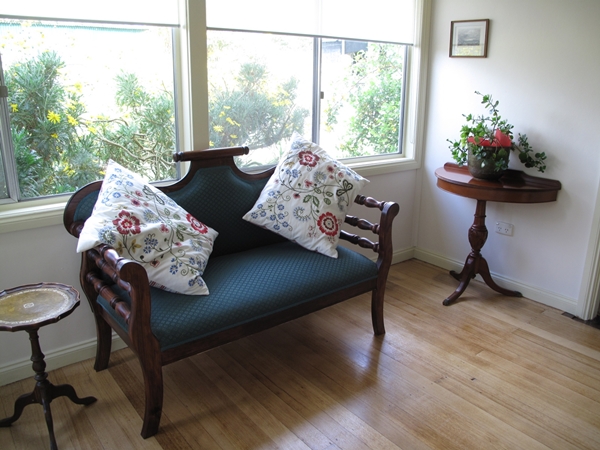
[{"x1": 97, "y1": 241, "x2": 377, "y2": 351}]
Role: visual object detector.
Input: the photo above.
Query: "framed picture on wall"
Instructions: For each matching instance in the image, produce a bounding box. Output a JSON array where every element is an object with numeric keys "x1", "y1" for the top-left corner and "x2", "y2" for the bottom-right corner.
[{"x1": 450, "y1": 19, "x2": 489, "y2": 57}]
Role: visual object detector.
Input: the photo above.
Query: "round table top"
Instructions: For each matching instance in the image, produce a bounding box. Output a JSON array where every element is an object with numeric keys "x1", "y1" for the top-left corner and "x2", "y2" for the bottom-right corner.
[
  {"x1": 435, "y1": 163, "x2": 561, "y2": 203},
  {"x1": 0, "y1": 283, "x2": 80, "y2": 332}
]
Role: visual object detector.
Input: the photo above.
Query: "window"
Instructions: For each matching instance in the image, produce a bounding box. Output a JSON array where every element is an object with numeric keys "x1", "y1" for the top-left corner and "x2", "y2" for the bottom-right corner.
[
  {"x1": 207, "y1": 31, "x2": 406, "y2": 168},
  {"x1": 319, "y1": 39, "x2": 407, "y2": 160},
  {"x1": 0, "y1": 0, "x2": 423, "y2": 209},
  {"x1": 206, "y1": 0, "x2": 416, "y2": 168},
  {"x1": 0, "y1": 1, "x2": 180, "y2": 201}
]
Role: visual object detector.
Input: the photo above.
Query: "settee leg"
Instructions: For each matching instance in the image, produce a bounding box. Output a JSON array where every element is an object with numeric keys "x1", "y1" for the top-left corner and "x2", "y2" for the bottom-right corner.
[
  {"x1": 139, "y1": 358, "x2": 163, "y2": 438},
  {"x1": 371, "y1": 289, "x2": 386, "y2": 335},
  {"x1": 94, "y1": 316, "x2": 112, "y2": 371}
]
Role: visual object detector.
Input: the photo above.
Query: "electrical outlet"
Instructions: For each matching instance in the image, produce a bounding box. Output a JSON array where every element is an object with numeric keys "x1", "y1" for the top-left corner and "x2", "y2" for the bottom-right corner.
[{"x1": 495, "y1": 221, "x2": 513, "y2": 236}]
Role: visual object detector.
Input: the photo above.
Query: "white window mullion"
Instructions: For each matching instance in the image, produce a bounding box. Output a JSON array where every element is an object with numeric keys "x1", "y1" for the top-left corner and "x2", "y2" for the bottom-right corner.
[
  {"x1": 177, "y1": 0, "x2": 210, "y2": 151},
  {"x1": 311, "y1": 37, "x2": 322, "y2": 145}
]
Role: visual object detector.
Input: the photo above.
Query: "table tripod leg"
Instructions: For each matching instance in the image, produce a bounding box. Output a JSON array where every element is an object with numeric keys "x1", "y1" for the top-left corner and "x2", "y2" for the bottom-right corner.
[
  {"x1": 50, "y1": 383, "x2": 97, "y2": 406},
  {"x1": 449, "y1": 263, "x2": 471, "y2": 282},
  {"x1": 0, "y1": 391, "x2": 37, "y2": 426},
  {"x1": 41, "y1": 396, "x2": 58, "y2": 450},
  {"x1": 478, "y1": 256, "x2": 522, "y2": 297},
  {"x1": 444, "y1": 253, "x2": 477, "y2": 305}
]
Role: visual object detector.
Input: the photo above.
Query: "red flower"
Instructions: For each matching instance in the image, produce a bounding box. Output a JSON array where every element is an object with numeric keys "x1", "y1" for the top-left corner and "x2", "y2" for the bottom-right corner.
[
  {"x1": 304, "y1": 180, "x2": 313, "y2": 188},
  {"x1": 317, "y1": 212, "x2": 339, "y2": 237},
  {"x1": 298, "y1": 150, "x2": 320, "y2": 167},
  {"x1": 187, "y1": 213, "x2": 208, "y2": 234},
  {"x1": 112, "y1": 210, "x2": 141, "y2": 235},
  {"x1": 160, "y1": 224, "x2": 169, "y2": 233}
]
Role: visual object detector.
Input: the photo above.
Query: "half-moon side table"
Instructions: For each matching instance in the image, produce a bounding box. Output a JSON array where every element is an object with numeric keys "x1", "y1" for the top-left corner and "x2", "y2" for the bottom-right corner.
[
  {"x1": 435, "y1": 163, "x2": 561, "y2": 306},
  {"x1": 0, "y1": 282, "x2": 97, "y2": 450}
]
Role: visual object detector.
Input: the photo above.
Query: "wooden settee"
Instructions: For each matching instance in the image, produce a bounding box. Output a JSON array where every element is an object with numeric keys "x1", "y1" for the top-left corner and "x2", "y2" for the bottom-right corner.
[{"x1": 63, "y1": 146, "x2": 399, "y2": 438}]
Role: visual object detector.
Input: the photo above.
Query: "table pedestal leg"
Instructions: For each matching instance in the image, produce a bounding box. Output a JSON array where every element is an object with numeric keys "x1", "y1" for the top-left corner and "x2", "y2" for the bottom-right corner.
[
  {"x1": 443, "y1": 199, "x2": 522, "y2": 306},
  {"x1": 0, "y1": 329, "x2": 97, "y2": 450}
]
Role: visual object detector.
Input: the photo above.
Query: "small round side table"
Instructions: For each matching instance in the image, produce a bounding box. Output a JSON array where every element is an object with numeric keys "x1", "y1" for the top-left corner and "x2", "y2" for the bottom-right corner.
[{"x1": 0, "y1": 282, "x2": 97, "y2": 450}]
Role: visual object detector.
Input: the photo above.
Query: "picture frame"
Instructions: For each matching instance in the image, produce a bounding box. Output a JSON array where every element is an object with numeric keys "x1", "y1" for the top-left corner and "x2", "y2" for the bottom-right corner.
[{"x1": 450, "y1": 19, "x2": 489, "y2": 58}]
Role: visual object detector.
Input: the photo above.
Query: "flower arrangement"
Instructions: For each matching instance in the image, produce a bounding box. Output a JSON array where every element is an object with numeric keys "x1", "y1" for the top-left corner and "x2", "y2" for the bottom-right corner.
[{"x1": 447, "y1": 91, "x2": 547, "y2": 176}]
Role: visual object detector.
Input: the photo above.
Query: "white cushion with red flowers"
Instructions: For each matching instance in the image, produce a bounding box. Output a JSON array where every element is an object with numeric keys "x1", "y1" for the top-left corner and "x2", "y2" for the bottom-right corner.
[
  {"x1": 242, "y1": 133, "x2": 369, "y2": 258},
  {"x1": 76, "y1": 160, "x2": 218, "y2": 295}
]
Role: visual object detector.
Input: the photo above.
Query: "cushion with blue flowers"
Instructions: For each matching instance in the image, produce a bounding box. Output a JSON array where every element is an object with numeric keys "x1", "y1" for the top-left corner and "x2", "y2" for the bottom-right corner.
[
  {"x1": 76, "y1": 160, "x2": 218, "y2": 295},
  {"x1": 242, "y1": 133, "x2": 369, "y2": 258}
]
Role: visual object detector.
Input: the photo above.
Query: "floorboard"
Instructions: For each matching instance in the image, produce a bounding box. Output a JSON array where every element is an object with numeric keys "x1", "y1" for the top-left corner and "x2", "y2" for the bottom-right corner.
[{"x1": 2, "y1": 260, "x2": 600, "y2": 449}]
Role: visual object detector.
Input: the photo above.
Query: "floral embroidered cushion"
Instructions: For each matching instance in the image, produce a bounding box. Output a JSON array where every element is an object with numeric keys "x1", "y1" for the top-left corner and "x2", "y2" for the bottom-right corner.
[
  {"x1": 242, "y1": 134, "x2": 369, "y2": 258},
  {"x1": 77, "y1": 160, "x2": 218, "y2": 295}
]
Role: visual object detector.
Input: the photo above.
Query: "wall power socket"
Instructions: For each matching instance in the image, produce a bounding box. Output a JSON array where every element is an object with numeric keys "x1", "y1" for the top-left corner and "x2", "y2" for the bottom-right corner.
[{"x1": 495, "y1": 221, "x2": 513, "y2": 236}]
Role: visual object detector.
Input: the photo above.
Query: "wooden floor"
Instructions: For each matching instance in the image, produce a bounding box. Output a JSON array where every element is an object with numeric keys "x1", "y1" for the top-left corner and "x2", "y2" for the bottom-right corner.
[{"x1": 2, "y1": 259, "x2": 600, "y2": 449}]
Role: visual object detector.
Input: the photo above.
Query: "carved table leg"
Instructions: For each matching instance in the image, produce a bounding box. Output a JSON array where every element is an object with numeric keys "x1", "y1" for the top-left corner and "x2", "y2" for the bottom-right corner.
[
  {"x1": 0, "y1": 328, "x2": 97, "y2": 450},
  {"x1": 443, "y1": 199, "x2": 522, "y2": 305}
]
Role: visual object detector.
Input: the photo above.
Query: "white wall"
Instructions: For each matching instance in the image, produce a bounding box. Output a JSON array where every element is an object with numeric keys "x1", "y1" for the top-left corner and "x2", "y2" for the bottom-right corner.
[{"x1": 417, "y1": 0, "x2": 600, "y2": 312}]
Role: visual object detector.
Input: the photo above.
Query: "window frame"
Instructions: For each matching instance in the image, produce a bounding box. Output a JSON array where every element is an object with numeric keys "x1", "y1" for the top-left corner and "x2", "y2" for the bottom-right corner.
[
  {"x1": 0, "y1": 59, "x2": 19, "y2": 204},
  {"x1": 0, "y1": 0, "x2": 429, "y2": 233},
  {"x1": 314, "y1": 38, "x2": 409, "y2": 161},
  {"x1": 205, "y1": 29, "x2": 409, "y2": 166}
]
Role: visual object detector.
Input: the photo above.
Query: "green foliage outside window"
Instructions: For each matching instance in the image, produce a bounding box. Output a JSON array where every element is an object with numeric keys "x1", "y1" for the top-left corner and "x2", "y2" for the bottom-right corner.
[
  {"x1": 209, "y1": 62, "x2": 308, "y2": 152},
  {"x1": 6, "y1": 51, "x2": 177, "y2": 198},
  {"x1": 89, "y1": 72, "x2": 177, "y2": 181},
  {"x1": 5, "y1": 39, "x2": 402, "y2": 198},
  {"x1": 7, "y1": 52, "x2": 310, "y2": 197},
  {"x1": 7, "y1": 51, "x2": 101, "y2": 197},
  {"x1": 324, "y1": 43, "x2": 403, "y2": 158}
]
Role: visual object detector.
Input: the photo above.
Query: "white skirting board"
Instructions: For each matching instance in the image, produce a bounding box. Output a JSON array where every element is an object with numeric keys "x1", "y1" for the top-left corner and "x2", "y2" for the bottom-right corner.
[
  {"x1": 0, "y1": 334, "x2": 127, "y2": 387},
  {"x1": 413, "y1": 247, "x2": 579, "y2": 315}
]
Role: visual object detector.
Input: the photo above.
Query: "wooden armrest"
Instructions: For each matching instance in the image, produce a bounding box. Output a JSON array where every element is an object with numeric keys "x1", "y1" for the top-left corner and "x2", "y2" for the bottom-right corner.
[
  {"x1": 86, "y1": 246, "x2": 132, "y2": 324},
  {"x1": 340, "y1": 195, "x2": 399, "y2": 268},
  {"x1": 83, "y1": 244, "x2": 151, "y2": 332}
]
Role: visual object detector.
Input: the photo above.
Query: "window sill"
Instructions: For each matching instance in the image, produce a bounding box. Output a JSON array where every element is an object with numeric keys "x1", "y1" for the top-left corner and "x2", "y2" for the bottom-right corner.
[
  {"x1": 0, "y1": 198, "x2": 69, "y2": 234},
  {"x1": 0, "y1": 155, "x2": 419, "y2": 235},
  {"x1": 349, "y1": 154, "x2": 420, "y2": 178}
]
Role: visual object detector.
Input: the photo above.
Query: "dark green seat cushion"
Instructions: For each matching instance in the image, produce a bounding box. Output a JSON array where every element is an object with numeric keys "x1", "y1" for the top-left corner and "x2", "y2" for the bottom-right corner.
[{"x1": 97, "y1": 241, "x2": 377, "y2": 351}]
